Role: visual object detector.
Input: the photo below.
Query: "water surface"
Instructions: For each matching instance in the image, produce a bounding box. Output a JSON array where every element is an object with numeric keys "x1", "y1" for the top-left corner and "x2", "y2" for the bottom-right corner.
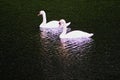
[{"x1": 0, "y1": 0, "x2": 120, "y2": 80}]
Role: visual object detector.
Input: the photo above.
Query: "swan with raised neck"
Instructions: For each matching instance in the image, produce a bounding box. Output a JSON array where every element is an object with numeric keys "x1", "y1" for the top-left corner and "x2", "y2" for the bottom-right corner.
[
  {"x1": 38, "y1": 10, "x2": 47, "y2": 26},
  {"x1": 38, "y1": 10, "x2": 71, "y2": 28}
]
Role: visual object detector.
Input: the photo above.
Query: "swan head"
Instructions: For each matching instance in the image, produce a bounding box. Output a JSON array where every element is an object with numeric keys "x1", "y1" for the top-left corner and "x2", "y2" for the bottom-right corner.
[
  {"x1": 59, "y1": 19, "x2": 66, "y2": 27},
  {"x1": 38, "y1": 10, "x2": 45, "y2": 16},
  {"x1": 59, "y1": 19, "x2": 71, "y2": 27}
]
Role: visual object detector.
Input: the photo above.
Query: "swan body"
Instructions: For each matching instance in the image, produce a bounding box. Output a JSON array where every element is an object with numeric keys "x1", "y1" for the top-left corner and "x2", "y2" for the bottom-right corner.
[
  {"x1": 38, "y1": 10, "x2": 70, "y2": 28},
  {"x1": 43, "y1": 21, "x2": 59, "y2": 28},
  {"x1": 59, "y1": 19, "x2": 94, "y2": 39},
  {"x1": 60, "y1": 30, "x2": 93, "y2": 38}
]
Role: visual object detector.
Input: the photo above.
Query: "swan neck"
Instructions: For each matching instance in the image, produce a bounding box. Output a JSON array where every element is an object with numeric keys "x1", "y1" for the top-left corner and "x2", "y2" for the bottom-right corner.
[
  {"x1": 63, "y1": 27, "x2": 67, "y2": 34},
  {"x1": 60, "y1": 27, "x2": 67, "y2": 38},
  {"x1": 42, "y1": 13, "x2": 47, "y2": 24}
]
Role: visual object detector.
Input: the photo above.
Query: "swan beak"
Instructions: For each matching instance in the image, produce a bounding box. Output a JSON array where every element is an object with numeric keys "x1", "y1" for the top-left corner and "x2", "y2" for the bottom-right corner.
[
  {"x1": 37, "y1": 13, "x2": 41, "y2": 16},
  {"x1": 66, "y1": 22, "x2": 71, "y2": 27}
]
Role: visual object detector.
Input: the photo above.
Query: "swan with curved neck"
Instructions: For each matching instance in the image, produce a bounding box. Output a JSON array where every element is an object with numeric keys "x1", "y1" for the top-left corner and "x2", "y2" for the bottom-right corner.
[
  {"x1": 38, "y1": 10, "x2": 71, "y2": 28},
  {"x1": 59, "y1": 19, "x2": 94, "y2": 39}
]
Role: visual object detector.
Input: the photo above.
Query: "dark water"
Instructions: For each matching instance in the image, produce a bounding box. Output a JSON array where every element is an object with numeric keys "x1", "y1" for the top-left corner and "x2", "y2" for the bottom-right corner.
[{"x1": 0, "y1": 0, "x2": 120, "y2": 80}]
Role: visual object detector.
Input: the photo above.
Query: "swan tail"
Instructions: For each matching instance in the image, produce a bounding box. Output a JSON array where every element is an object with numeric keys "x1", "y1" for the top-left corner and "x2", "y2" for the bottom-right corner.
[{"x1": 89, "y1": 33, "x2": 94, "y2": 37}]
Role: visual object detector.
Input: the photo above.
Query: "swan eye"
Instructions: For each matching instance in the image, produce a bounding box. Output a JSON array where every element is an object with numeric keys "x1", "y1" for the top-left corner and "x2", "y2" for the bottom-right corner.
[{"x1": 59, "y1": 22, "x2": 61, "y2": 25}]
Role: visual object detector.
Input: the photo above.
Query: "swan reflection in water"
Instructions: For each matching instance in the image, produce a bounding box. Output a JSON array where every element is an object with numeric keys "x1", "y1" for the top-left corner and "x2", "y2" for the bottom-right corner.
[
  {"x1": 57, "y1": 38, "x2": 94, "y2": 79},
  {"x1": 39, "y1": 31, "x2": 61, "y2": 52},
  {"x1": 40, "y1": 28, "x2": 61, "y2": 40},
  {"x1": 40, "y1": 27, "x2": 71, "y2": 40},
  {"x1": 39, "y1": 31, "x2": 94, "y2": 80},
  {"x1": 40, "y1": 27, "x2": 62, "y2": 38},
  {"x1": 59, "y1": 38, "x2": 94, "y2": 58}
]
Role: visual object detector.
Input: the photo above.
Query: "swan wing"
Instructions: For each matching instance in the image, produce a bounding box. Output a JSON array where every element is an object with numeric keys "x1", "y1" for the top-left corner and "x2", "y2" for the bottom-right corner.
[
  {"x1": 45, "y1": 21, "x2": 59, "y2": 28},
  {"x1": 65, "y1": 30, "x2": 93, "y2": 38},
  {"x1": 40, "y1": 21, "x2": 59, "y2": 28}
]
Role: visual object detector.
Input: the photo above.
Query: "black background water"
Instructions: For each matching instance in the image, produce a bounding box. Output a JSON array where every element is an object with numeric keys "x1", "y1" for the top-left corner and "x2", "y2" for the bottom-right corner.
[{"x1": 0, "y1": 0, "x2": 120, "y2": 80}]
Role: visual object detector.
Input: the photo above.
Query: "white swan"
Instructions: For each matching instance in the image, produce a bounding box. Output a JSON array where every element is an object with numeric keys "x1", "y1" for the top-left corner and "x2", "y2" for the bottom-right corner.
[
  {"x1": 59, "y1": 19, "x2": 94, "y2": 39},
  {"x1": 38, "y1": 10, "x2": 71, "y2": 28}
]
